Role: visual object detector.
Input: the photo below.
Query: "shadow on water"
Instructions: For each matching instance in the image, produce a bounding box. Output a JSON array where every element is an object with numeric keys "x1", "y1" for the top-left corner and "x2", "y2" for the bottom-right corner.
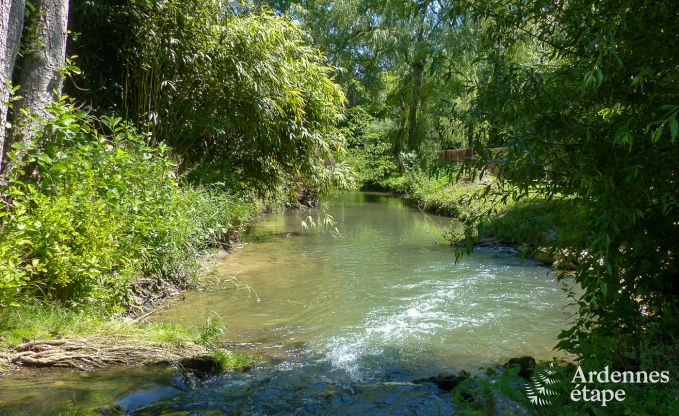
[{"x1": 125, "y1": 348, "x2": 458, "y2": 416}]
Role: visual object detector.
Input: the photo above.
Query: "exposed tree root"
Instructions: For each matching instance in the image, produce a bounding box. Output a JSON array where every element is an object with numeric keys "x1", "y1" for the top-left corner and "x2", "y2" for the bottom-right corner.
[{"x1": 2, "y1": 337, "x2": 209, "y2": 371}]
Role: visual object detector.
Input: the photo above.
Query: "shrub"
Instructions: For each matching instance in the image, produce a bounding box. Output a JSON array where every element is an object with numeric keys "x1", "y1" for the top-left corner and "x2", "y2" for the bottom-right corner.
[
  {"x1": 342, "y1": 106, "x2": 398, "y2": 188},
  {"x1": 123, "y1": 2, "x2": 346, "y2": 192},
  {"x1": 0, "y1": 98, "x2": 256, "y2": 312}
]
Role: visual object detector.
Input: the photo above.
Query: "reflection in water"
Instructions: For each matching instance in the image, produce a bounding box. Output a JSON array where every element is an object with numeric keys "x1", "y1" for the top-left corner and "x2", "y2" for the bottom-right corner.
[
  {"x1": 0, "y1": 367, "x2": 180, "y2": 415},
  {"x1": 0, "y1": 192, "x2": 573, "y2": 415}
]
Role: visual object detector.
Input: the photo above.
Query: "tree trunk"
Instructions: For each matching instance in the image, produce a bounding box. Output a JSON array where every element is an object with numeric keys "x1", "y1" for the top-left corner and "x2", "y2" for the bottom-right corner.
[
  {"x1": 406, "y1": 58, "x2": 424, "y2": 150},
  {"x1": 0, "y1": 0, "x2": 25, "y2": 173},
  {"x1": 9, "y1": 0, "x2": 69, "y2": 172},
  {"x1": 406, "y1": 22, "x2": 426, "y2": 151}
]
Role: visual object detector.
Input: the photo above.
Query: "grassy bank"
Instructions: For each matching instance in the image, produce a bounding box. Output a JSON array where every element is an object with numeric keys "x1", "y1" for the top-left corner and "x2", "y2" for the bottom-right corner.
[
  {"x1": 380, "y1": 172, "x2": 495, "y2": 221},
  {"x1": 372, "y1": 170, "x2": 584, "y2": 267},
  {"x1": 0, "y1": 302, "x2": 258, "y2": 377}
]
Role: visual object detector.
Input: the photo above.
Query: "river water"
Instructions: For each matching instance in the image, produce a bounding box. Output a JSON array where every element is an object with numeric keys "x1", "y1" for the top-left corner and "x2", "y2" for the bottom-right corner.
[{"x1": 0, "y1": 192, "x2": 573, "y2": 415}]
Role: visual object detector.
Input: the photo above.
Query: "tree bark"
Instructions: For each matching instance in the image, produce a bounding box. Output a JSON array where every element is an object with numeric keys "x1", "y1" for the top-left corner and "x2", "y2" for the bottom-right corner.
[
  {"x1": 406, "y1": 22, "x2": 426, "y2": 151},
  {"x1": 0, "y1": 0, "x2": 25, "y2": 173},
  {"x1": 9, "y1": 0, "x2": 69, "y2": 172},
  {"x1": 407, "y1": 58, "x2": 425, "y2": 150}
]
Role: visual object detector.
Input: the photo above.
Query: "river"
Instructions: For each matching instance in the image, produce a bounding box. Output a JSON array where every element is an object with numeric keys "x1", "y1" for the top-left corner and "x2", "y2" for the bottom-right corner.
[{"x1": 0, "y1": 191, "x2": 572, "y2": 415}]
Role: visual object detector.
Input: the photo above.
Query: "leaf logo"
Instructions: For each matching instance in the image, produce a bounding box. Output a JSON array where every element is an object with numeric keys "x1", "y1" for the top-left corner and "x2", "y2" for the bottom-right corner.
[{"x1": 524, "y1": 363, "x2": 559, "y2": 406}]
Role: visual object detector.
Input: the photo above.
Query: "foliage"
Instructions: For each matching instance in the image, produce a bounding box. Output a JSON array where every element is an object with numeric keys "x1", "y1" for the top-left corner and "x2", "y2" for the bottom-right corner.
[
  {"x1": 69, "y1": 0, "x2": 349, "y2": 193},
  {"x1": 66, "y1": 0, "x2": 140, "y2": 111},
  {"x1": 345, "y1": 141, "x2": 397, "y2": 189},
  {"x1": 479, "y1": 198, "x2": 589, "y2": 250},
  {"x1": 341, "y1": 106, "x2": 399, "y2": 188},
  {"x1": 0, "y1": 98, "x2": 257, "y2": 311},
  {"x1": 454, "y1": 0, "x2": 679, "y2": 364},
  {"x1": 527, "y1": 358, "x2": 679, "y2": 416},
  {"x1": 292, "y1": 0, "x2": 475, "y2": 174},
  {"x1": 390, "y1": 168, "x2": 500, "y2": 221}
]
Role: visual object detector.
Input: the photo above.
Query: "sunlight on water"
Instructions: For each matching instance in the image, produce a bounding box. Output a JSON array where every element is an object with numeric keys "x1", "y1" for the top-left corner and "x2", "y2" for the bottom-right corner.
[
  {"x1": 156, "y1": 193, "x2": 571, "y2": 367},
  {"x1": 153, "y1": 191, "x2": 573, "y2": 379}
]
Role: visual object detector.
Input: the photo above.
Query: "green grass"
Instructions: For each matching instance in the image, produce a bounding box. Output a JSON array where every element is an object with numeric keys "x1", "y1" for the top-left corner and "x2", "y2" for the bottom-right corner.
[
  {"x1": 212, "y1": 349, "x2": 257, "y2": 371},
  {"x1": 378, "y1": 170, "x2": 590, "y2": 258},
  {"x1": 0, "y1": 303, "x2": 124, "y2": 347},
  {"x1": 0, "y1": 302, "x2": 228, "y2": 351},
  {"x1": 382, "y1": 170, "x2": 507, "y2": 221}
]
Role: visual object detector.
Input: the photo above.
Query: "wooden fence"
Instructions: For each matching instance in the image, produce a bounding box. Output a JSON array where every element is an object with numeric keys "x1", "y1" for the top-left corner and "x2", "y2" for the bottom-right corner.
[
  {"x1": 437, "y1": 147, "x2": 507, "y2": 175},
  {"x1": 437, "y1": 148, "x2": 473, "y2": 162}
]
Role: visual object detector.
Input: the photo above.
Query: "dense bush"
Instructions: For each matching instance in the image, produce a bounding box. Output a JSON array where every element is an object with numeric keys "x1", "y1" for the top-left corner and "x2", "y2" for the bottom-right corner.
[
  {"x1": 341, "y1": 107, "x2": 399, "y2": 188},
  {"x1": 0, "y1": 98, "x2": 256, "y2": 311},
  {"x1": 458, "y1": 0, "x2": 679, "y2": 364},
  {"x1": 69, "y1": 1, "x2": 348, "y2": 193}
]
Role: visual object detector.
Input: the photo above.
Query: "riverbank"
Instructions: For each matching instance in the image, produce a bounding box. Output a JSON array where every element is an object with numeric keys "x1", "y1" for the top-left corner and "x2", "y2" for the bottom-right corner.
[
  {"x1": 0, "y1": 190, "x2": 636, "y2": 415},
  {"x1": 0, "y1": 248, "x2": 260, "y2": 377},
  {"x1": 0, "y1": 184, "x2": 274, "y2": 376},
  {"x1": 373, "y1": 172, "x2": 583, "y2": 269}
]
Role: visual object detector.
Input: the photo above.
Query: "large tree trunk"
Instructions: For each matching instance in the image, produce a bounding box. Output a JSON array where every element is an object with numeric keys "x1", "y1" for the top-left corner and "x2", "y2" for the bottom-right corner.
[
  {"x1": 0, "y1": 0, "x2": 25, "y2": 173},
  {"x1": 9, "y1": 0, "x2": 69, "y2": 173}
]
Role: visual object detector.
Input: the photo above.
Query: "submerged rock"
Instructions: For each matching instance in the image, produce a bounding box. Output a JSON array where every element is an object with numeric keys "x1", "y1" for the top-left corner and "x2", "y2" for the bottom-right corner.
[
  {"x1": 177, "y1": 355, "x2": 224, "y2": 379},
  {"x1": 504, "y1": 356, "x2": 536, "y2": 380},
  {"x1": 413, "y1": 371, "x2": 469, "y2": 392}
]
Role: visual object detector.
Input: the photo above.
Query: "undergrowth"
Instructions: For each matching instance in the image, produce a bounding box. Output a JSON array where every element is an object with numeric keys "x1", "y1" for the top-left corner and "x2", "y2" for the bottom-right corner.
[
  {"x1": 0, "y1": 302, "x2": 227, "y2": 350},
  {"x1": 0, "y1": 98, "x2": 260, "y2": 313},
  {"x1": 376, "y1": 168, "x2": 504, "y2": 222}
]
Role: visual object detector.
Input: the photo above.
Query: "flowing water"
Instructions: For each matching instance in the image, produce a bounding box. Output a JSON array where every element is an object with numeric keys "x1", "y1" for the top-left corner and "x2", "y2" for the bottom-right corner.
[{"x1": 0, "y1": 192, "x2": 573, "y2": 415}]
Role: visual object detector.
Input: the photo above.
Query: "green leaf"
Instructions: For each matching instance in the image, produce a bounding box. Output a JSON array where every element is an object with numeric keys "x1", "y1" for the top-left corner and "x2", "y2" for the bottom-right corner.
[
  {"x1": 651, "y1": 127, "x2": 663, "y2": 143},
  {"x1": 670, "y1": 116, "x2": 678, "y2": 141}
]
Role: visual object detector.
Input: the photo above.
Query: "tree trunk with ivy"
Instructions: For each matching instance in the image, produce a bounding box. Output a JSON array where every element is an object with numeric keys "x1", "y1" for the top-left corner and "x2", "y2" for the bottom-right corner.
[
  {"x1": 0, "y1": 0, "x2": 25, "y2": 173},
  {"x1": 9, "y1": 0, "x2": 68, "y2": 174}
]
